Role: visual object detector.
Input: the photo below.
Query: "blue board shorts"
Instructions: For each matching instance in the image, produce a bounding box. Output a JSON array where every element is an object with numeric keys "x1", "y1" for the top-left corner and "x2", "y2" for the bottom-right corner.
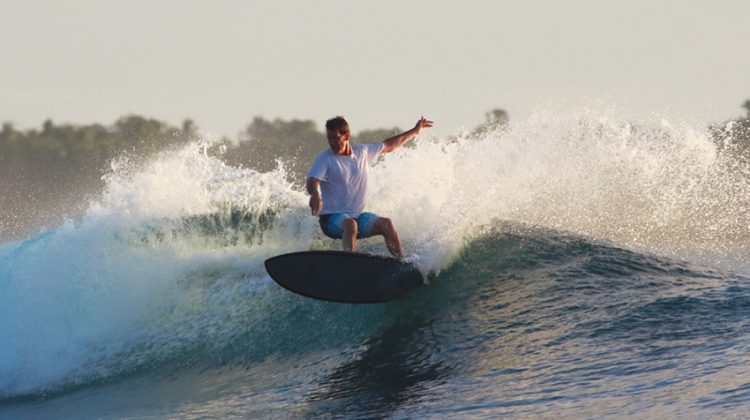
[{"x1": 319, "y1": 212, "x2": 380, "y2": 239}]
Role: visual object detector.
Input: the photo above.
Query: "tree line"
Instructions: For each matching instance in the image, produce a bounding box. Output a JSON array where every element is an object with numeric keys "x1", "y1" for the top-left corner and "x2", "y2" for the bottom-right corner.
[
  {"x1": 1, "y1": 108, "x2": 509, "y2": 194},
  {"x1": 0, "y1": 110, "x2": 506, "y2": 239}
]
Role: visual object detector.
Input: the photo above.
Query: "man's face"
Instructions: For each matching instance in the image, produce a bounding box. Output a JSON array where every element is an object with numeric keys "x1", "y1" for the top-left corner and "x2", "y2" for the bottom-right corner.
[{"x1": 326, "y1": 129, "x2": 350, "y2": 154}]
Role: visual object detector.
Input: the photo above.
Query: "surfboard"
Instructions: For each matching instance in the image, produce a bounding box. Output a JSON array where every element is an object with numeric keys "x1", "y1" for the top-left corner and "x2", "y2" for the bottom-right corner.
[{"x1": 264, "y1": 250, "x2": 424, "y2": 303}]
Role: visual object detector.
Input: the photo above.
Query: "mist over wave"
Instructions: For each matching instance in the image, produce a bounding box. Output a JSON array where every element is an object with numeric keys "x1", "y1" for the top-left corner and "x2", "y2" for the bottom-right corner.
[
  {"x1": 373, "y1": 108, "x2": 750, "y2": 269},
  {"x1": 2, "y1": 108, "x2": 750, "y2": 402}
]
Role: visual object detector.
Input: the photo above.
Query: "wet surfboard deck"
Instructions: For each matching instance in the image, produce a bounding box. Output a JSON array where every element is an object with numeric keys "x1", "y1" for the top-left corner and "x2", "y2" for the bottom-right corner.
[{"x1": 264, "y1": 250, "x2": 424, "y2": 303}]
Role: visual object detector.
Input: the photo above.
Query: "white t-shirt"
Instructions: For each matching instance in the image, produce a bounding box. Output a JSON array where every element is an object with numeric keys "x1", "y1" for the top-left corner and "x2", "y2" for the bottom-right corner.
[{"x1": 307, "y1": 143, "x2": 385, "y2": 216}]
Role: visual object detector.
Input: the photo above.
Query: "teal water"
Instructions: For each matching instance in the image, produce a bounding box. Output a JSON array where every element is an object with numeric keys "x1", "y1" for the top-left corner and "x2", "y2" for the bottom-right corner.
[{"x1": 4, "y1": 227, "x2": 750, "y2": 418}]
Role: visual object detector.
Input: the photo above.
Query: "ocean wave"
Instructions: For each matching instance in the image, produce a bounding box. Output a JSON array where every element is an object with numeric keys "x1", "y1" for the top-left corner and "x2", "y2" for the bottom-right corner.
[
  {"x1": 2, "y1": 222, "x2": 736, "y2": 403},
  {"x1": 4, "y1": 109, "x2": 750, "y2": 406}
]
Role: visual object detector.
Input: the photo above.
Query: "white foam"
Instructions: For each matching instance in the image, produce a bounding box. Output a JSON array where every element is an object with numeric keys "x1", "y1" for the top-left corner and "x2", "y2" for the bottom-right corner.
[{"x1": 369, "y1": 107, "x2": 750, "y2": 271}]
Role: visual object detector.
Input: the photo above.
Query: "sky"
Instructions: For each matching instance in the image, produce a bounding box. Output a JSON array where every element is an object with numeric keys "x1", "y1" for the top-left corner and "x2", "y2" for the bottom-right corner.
[{"x1": 2, "y1": 0, "x2": 749, "y2": 138}]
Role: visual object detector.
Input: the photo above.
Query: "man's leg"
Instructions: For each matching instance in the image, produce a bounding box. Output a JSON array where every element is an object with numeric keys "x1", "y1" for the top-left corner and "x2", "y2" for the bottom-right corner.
[
  {"x1": 373, "y1": 217, "x2": 403, "y2": 258},
  {"x1": 342, "y1": 218, "x2": 358, "y2": 252}
]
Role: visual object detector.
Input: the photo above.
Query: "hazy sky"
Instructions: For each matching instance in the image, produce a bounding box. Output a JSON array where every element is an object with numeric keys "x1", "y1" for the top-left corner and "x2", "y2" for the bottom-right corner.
[{"x1": 2, "y1": 0, "x2": 749, "y2": 137}]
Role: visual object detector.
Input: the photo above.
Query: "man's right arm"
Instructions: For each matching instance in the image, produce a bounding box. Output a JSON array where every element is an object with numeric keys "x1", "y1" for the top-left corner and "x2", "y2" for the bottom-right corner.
[
  {"x1": 306, "y1": 177, "x2": 323, "y2": 216},
  {"x1": 382, "y1": 117, "x2": 434, "y2": 153}
]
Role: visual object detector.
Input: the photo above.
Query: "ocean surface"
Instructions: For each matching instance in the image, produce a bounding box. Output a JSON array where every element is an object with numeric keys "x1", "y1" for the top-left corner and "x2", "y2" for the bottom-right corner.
[{"x1": 3, "y1": 110, "x2": 750, "y2": 418}]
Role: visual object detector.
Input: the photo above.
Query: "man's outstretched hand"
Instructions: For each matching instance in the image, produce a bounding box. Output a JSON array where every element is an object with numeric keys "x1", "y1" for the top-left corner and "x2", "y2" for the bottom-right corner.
[{"x1": 414, "y1": 116, "x2": 434, "y2": 135}]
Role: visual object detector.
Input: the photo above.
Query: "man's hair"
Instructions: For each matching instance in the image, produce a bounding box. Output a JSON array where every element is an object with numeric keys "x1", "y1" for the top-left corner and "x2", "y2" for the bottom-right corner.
[{"x1": 325, "y1": 116, "x2": 350, "y2": 136}]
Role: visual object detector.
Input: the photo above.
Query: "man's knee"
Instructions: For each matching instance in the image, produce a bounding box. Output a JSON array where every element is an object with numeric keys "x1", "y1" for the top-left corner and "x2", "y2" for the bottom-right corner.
[
  {"x1": 343, "y1": 218, "x2": 358, "y2": 235},
  {"x1": 374, "y1": 217, "x2": 394, "y2": 234}
]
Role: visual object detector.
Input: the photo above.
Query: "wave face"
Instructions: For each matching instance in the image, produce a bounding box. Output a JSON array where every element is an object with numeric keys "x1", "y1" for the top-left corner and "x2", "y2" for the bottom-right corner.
[{"x1": 2, "y1": 110, "x2": 750, "y2": 417}]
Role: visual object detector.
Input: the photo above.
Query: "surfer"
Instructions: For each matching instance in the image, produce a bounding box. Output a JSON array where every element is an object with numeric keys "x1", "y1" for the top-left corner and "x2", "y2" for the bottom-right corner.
[{"x1": 306, "y1": 116, "x2": 433, "y2": 258}]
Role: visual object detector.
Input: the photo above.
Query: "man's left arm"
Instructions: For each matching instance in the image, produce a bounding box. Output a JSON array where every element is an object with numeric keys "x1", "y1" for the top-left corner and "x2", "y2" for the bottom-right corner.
[{"x1": 382, "y1": 117, "x2": 434, "y2": 153}]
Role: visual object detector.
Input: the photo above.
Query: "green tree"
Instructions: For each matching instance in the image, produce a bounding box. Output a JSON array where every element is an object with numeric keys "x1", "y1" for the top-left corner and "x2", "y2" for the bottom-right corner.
[
  {"x1": 472, "y1": 108, "x2": 509, "y2": 136},
  {"x1": 0, "y1": 115, "x2": 194, "y2": 240},
  {"x1": 224, "y1": 117, "x2": 325, "y2": 184},
  {"x1": 354, "y1": 127, "x2": 402, "y2": 144},
  {"x1": 708, "y1": 98, "x2": 750, "y2": 158}
]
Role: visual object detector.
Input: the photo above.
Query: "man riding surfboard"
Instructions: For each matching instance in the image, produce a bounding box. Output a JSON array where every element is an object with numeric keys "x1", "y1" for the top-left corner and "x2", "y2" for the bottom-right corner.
[{"x1": 306, "y1": 116, "x2": 433, "y2": 258}]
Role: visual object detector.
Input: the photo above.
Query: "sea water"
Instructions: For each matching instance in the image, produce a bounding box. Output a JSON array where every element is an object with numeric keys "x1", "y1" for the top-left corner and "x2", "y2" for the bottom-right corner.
[{"x1": 2, "y1": 108, "x2": 750, "y2": 418}]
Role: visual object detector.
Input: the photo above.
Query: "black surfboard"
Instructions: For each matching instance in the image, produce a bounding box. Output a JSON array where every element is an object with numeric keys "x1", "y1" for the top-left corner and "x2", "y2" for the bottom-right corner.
[{"x1": 264, "y1": 250, "x2": 424, "y2": 303}]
